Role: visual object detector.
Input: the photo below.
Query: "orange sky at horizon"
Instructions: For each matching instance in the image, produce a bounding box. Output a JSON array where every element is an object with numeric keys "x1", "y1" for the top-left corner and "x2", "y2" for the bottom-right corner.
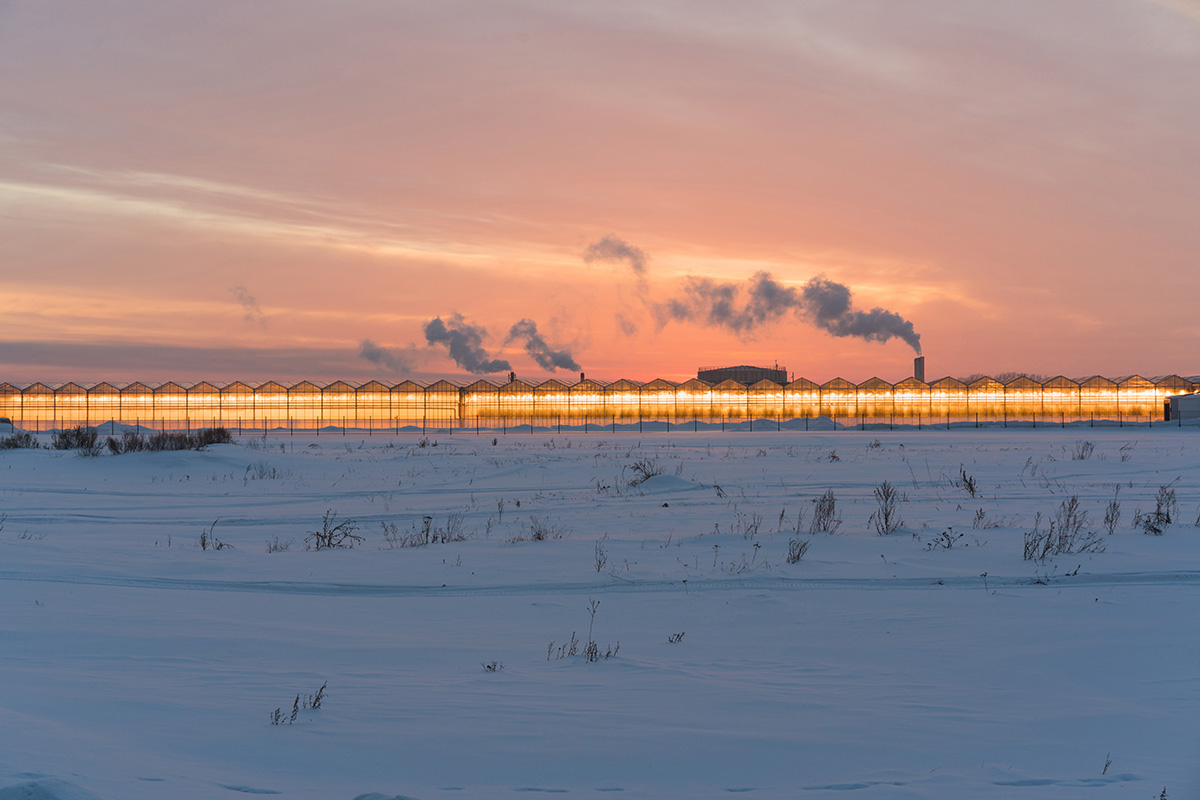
[{"x1": 2, "y1": 1, "x2": 1199, "y2": 386}]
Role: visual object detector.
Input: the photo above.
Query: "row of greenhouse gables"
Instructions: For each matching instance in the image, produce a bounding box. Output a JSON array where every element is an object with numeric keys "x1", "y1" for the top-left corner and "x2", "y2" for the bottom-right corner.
[{"x1": 0, "y1": 374, "x2": 1196, "y2": 431}]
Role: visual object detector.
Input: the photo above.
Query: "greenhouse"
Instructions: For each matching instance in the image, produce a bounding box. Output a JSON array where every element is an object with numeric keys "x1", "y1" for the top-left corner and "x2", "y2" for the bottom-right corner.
[{"x1": 0, "y1": 373, "x2": 1195, "y2": 433}]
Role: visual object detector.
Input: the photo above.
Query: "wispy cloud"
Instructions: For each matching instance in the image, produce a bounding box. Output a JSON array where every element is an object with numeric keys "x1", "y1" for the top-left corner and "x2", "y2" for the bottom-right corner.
[{"x1": 230, "y1": 285, "x2": 267, "y2": 328}]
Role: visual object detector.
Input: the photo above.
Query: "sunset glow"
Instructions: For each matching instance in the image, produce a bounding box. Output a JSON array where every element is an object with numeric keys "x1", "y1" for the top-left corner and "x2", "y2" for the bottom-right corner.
[{"x1": 2, "y1": 1, "x2": 1198, "y2": 384}]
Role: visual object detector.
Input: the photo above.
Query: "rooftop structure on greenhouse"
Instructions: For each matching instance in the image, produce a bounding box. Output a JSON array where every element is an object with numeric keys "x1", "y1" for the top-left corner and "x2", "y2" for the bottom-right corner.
[{"x1": 698, "y1": 364, "x2": 788, "y2": 385}]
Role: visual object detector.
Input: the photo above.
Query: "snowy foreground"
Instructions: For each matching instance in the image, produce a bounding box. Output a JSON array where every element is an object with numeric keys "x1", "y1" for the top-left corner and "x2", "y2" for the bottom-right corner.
[{"x1": 2, "y1": 428, "x2": 1199, "y2": 799}]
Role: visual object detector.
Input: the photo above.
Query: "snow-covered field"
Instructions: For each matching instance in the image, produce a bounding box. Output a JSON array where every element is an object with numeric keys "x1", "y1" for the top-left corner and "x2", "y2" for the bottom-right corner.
[{"x1": 2, "y1": 428, "x2": 1198, "y2": 799}]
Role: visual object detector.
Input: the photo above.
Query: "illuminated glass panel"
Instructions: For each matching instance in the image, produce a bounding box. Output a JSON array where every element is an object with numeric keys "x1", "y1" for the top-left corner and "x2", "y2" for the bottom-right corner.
[
  {"x1": 461, "y1": 380, "x2": 499, "y2": 423},
  {"x1": 569, "y1": 379, "x2": 607, "y2": 423},
  {"x1": 675, "y1": 379, "x2": 712, "y2": 422},
  {"x1": 1116, "y1": 375, "x2": 1156, "y2": 419},
  {"x1": 640, "y1": 379, "x2": 677, "y2": 423},
  {"x1": 288, "y1": 382, "x2": 322, "y2": 426},
  {"x1": 154, "y1": 382, "x2": 188, "y2": 430},
  {"x1": 533, "y1": 379, "x2": 570, "y2": 421},
  {"x1": 56, "y1": 383, "x2": 89, "y2": 426},
  {"x1": 711, "y1": 379, "x2": 748, "y2": 420},
  {"x1": 605, "y1": 379, "x2": 643, "y2": 421},
  {"x1": 967, "y1": 377, "x2": 1004, "y2": 419},
  {"x1": 390, "y1": 381, "x2": 424, "y2": 427},
  {"x1": 0, "y1": 382, "x2": 21, "y2": 423},
  {"x1": 929, "y1": 377, "x2": 967, "y2": 420},
  {"x1": 856, "y1": 378, "x2": 894, "y2": 420},
  {"x1": 1078, "y1": 376, "x2": 1118, "y2": 418},
  {"x1": 748, "y1": 379, "x2": 784, "y2": 420},
  {"x1": 254, "y1": 382, "x2": 289, "y2": 428},
  {"x1": 187, "y1": 382, "x2": 221, "y2": 426},
  {"x1": 221, "y1": 382, "x2": 256, "y2": 424},
  {"x1": 1003, "y1": 376, "x2": 1042, "y2": 419},
  {"x1": 1041, "y1": 376, "x2": 1080, "y2": 420},
  {"x1": 819, "y1": 378, "x2": 857, "y2": 420},
  {"x1": 893, "y1": 377, "x2": 930, "y2": 420},
  {"x1": 356, "y1": 381, "x2": 391, "y2": 430},
  {"x1": 784, "y1": 378, "x2": 820, "y2": 419},
  {"x1": 424, "y1": 380, "x2": 461, "y2": 427}
]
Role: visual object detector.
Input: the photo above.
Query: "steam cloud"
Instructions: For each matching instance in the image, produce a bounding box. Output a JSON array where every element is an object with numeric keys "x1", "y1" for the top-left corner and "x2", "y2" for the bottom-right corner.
[
  {"x1": 660, "y1": 272, "x2": 921, "y2": 353},
  {"x1": 230, "y1": 285, "x2": 267, "y2": 327},
  {"x1": 583, "y1": 234, "x2": 647, "y2": 275},
  {"x1": 423, "y1": 315, "x2": 511, "y2": 374},
  {"x1": 507, "y1": 319, "x2": 580, "y2": 372},
  {"x1": 358, "y1": 339, "x2": 416, "y2": 374}
]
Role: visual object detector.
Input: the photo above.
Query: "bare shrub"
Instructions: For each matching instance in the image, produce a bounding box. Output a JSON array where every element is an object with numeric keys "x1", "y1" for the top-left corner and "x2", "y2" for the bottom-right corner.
[
  {"x1": 524, "y1": 515, "x2": 568, "y2": 541},
  {"x1": 667, "y1": 632, "x2": 685, "y2": 644},
  {"x1": 305, "y1": 510, "x2": 363, "y2": 550},
  {"x1": 1137, "y1": 483, "x2": 1178, "y2": 535},
  {"x1": 1069, "y1": 440, "x2": 1096, "y2": 460},
  {"x1": 105, "y1": 428, "x2": 232, "y2": 453},
  {"x1": 197, "y1": 519, "x2": 232, "y2": 551},
  {"x1": 1024, "y1": 496, "x2": 1105, "y2": 562},
  {"x1": 1103, "y1": 486, "x2": 1121, "y2": 536},
  {"x1": 972, "y1": 508, "x2": 1001, "y2": 529},
  {"x1": 106, "y1": 430, "x2": 147, "y2": 454},
  {"x1": 265, "y1": 535, "x2": 292, "y2": 553},
  {"x1": 594, "y1": 541, "x2": 608, "y2": 572},
  {"x1": 869, "y1": 480, "x2": 904, "y2": 535},
  {"x1": 809, "y1": 490, "x2": 842, "y2": 535},
  {"x1": 733, "y1": 512, "x2": 762, "y2": 539},
  {"x1": 786, "y1": 538, "x2": 810, "y2": 564},
  {"x1": 926, "y1": 528, "x2": 964, "y2": 550},
  {"x1": 548, "y1": 599, "x2": 620, "y2": 663},
  {"x1": 0, "y1": 432, "x2": 38, "y2": 450},
  {"x1": 951, "y1": 466, "x2": 978, "y2": 498},
  {"x1": 627, "y1": 458, "x2": 665, "y2": 486},
  {"x1": 380, "y1": 513, "x2": 469, "y2": 548},
  {"x1": 270, "y1": 681, "x2": 327, "y2": 725},
  {"x1": 52, "y1": 426, "x2": 100, "y2": 455}
]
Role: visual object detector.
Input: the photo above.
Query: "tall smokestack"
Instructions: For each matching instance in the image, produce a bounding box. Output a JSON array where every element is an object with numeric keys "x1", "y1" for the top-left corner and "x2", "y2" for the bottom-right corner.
[{"x1": 914, "y1": 356, "x2": 925, "y2": 382}]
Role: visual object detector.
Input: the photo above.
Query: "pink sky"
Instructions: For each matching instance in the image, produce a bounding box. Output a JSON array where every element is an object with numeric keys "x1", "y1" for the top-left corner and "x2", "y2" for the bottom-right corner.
[{"x1": 2, "y1": 0, "x2": 1198, "y2": 385}]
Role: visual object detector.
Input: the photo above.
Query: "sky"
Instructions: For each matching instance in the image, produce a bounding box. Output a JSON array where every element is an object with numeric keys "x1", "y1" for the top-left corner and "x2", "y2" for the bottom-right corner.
[{"x1": 2, "y1": 0, "x2": 1199, "y2": 385}]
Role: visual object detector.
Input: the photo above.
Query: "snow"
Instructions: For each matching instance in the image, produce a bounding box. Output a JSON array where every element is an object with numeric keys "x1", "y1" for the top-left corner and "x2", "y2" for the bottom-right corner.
[{"x1": 2, "y1": 429, "x2": 1199, "y2": 799}]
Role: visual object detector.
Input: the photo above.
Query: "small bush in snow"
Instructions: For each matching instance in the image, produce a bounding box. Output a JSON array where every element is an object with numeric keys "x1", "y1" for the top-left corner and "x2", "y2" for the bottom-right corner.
[
  {"x1": 52, "y1": 426, "x2": 101, "y2": 455},
  {"x1": 626, "y1": 458, "x2": 665, "y2": 486},
  {"x1": 1023, "y1": 496, "x2": 1105, "y2": 561},
  {"x1": 270, "y1": 681, "x2": 327, "y2": 725},
  {"x1": 1103, "y1": 486, "x2": 1121, "y2": 536},
  {"x1": 1069, "y1": 440, "x2": 1096, "y2": 460},
  {"x1": 265, "y1": 535, "x2": 292, "y2": 553},
  {"x1": 786, "y1": 538, "x2": 810, "y2": 564},
  {"x1": 305, "y1": 510, "x2": 363, "y2": 550},
  {"x1": 809, "y1": 490, "x2": 842, "y2": 535},
  {"x1": 509, "y1": 515, "x2": 569, "y2": 543},
  {"x1": 197, "y1": 519, "x2": 232, "y2": 551},
  {"x1": 380, "y1": 514, "x2": 469, "y2": 548},
  {"x1": 951, "y1": 466, "x2": 979, "y2": 498},
  {"x1": 869, "y1": 480, "x2": 905, "y2": 535},
  {"x1": 0, "y1": 432, "x2": 38, "y2": 450}
]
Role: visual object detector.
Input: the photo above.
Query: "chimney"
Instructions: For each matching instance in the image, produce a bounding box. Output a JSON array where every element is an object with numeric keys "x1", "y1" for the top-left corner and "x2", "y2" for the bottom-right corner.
[{"x1": 914, "y1": 356, "x2": 925, "y2": 382}]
